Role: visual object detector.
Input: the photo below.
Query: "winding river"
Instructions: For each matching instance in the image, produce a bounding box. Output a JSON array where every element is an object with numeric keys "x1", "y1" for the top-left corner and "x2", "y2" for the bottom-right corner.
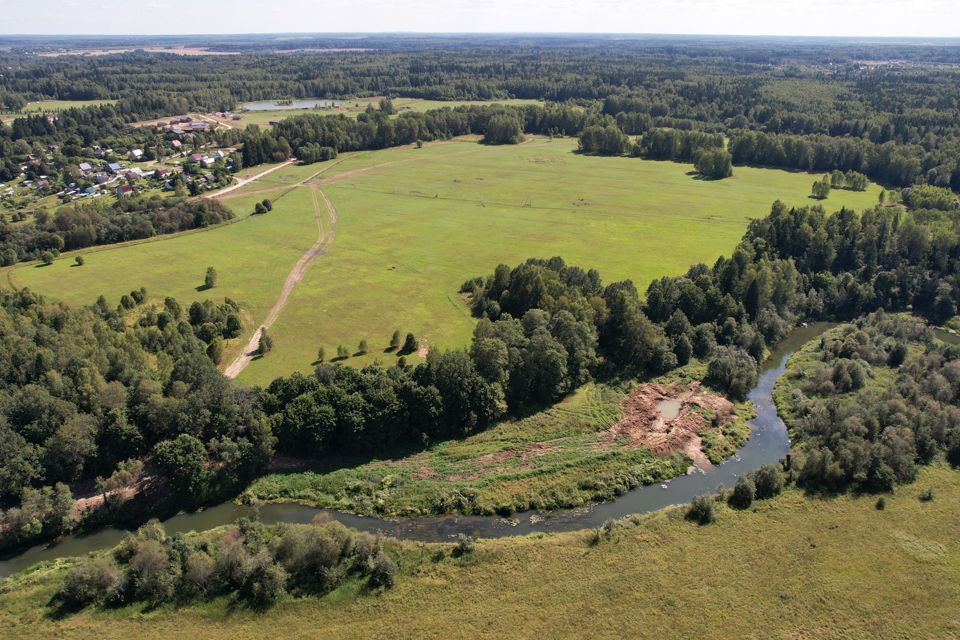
[{"x1": 0, "y1": 323, "x2": 830, "y2": 578}]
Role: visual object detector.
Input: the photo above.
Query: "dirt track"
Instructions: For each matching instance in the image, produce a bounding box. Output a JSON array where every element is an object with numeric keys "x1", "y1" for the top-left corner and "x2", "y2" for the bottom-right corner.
[
  {"x1": 210, "y1": 159, "x2": 294, "y2": 198},
  {"x1": 223, "y1": 185, "x2": 338, "y2": 379}
]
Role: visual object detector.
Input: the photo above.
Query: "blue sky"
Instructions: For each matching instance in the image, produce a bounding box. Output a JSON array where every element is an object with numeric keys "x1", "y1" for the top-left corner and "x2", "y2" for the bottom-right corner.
[{"x1": 5, "y1": 0, "x2": 959, "y2": 37}]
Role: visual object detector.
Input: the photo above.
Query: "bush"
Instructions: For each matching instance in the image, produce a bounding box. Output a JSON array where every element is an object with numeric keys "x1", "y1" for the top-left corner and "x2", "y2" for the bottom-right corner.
[
  {"x1": 453, "y1": 533, "x2": 475, "y2": 557},
  {"x1": 59, "y1": 558, "x2": 122, "y2": 607},
  {"x1": 875, "y1": 496, "x2": 886, "y2": 510},
  {"x1": 74, "y1": 255, "x2": 84, "y2": 266},
  {"x1": 258, "y1": 328, "x2": 273, "y2": 355},
  {"x1": 402, "y1": 332, "x2": 418, "y2": 354},
  {"x1": 243, "y1": 551, "x2": 287, "y2": 608},
  {"x1": 686, "y1": 495, "x2": 716, "y2": 525},
  {"x1": 40, "y1": 250, "x2": 55, "y2": 265},
  {"x1": 367, "y1": 550, "x2": 397, "y2": 589},
  {"x1": 254, "y1": 202, "x2": 267, "y2": 215},
  {"x1": 919, "y1": 487, "x2": 935, "y2": 502},
  {"x1": 752, "y1": 464, "x2": 784, "y2": 499},
  {"x1": 728, "y1": 476, "x2": 755, "y2": 509}
]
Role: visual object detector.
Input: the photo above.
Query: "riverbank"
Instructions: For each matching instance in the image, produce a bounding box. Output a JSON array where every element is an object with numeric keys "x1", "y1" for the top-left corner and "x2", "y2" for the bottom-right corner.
[{"x1": 4, "y1": 464, "x2": 958, "y2": 639}]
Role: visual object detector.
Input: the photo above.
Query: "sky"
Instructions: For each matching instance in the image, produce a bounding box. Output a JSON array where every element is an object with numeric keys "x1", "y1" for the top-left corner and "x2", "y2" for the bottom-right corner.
[{"x1": 4, "y1": 0, "x2": 960, "y2": 38}]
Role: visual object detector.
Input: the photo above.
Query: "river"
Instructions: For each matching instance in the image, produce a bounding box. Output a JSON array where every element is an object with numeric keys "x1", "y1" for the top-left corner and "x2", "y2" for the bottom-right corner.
[{"x1": 0, "y1": 323, "x2": 829, "y2": 578}]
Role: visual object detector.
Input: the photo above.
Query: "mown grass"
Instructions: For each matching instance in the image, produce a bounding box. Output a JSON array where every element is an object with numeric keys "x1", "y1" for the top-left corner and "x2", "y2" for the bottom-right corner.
[
  {"x1": 4, "y1": 464, "x2": 959, "y2": 639},
  {"x1": 244, "y1": 362, "x2": 751, "y2": 517},
  {"x1": 7, "y1": 137, "x2": 879, "y2": 386}
]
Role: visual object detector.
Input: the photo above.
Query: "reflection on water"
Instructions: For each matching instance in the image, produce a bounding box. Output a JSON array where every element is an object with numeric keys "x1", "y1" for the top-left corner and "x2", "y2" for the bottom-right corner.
[
  {"x1": 0, "y1": 324, "x2": 832, "y2": 578},
  {"x1": 658, "y1": 399, "x2": 682, "y2": 419}
]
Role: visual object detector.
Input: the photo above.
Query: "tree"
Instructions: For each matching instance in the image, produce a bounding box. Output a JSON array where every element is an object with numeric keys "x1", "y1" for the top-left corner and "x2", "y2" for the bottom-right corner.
[
  {"x1": 154, "y1": 434, "x2": 208, "y2": 496},
  {"x1": 40, "y1": 251, "x2": 55, "y2": 265},
  {"x1": 378, "y1": 97, "x2": 395, "y2": 115},
  {"x1": 390, "y1": 330, "x2": 402, "y2": 351},
  {"x1": 58, "y1": 558, "x2": 122, "y2": 607},
  {"x1": 204, "y1": 266, "x2": 217, "y2": 289},
  {"x1": 694, "y1": 148, "x2": 733, "y2": 179},
  {"x1": 316, "y1": 346, "x2": 325, "y2": 363},
  {"x1": 258, "y1": 328, "x2": 273, "y2": 355},
  {"x1": 254, "y1": 202, "x2": 267, "y2": 215},
  {"x1": 261, "y1": 199, "x2": 273, "y2": 212},
  {"x1": 752, "y1": 464, "x2": 784, "y2": 499},
  {"x1": 686, "y1": 495, "x2": 716, "y2": 525},
  {"x1": 357, "y1": 339, "x2": 368, "y2": 355},
  {"x1": 336, "y1": 345, "x2": 349, "y2": 360},
  {"x1": 402, "y1": 332, "x2": 418, "y2": 354},
  {"x1": 811, "y1": 176, "x2": 831, "y2": 199},
  {"x1": 75, "y1": 255, "x2": 84, "y2": 266},
  {"x1": 483, "y1": 114, "x2": 523, "y2": 145},
  {"x1": 706, "y1": 347, "x2": 758, "y2": 400}
]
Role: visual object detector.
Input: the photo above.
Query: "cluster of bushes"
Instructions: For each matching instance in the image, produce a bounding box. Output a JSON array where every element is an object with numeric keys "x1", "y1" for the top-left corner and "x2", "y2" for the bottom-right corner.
[
  {"x1": 57, "y1": 518, "x2": 396, "y2": 611},
  {"x1": 779, "y1": 313, "x2": 960, "y2": 493},
  {"x1": 687, "y1": 463, "x2": 785, "y2": 524},
  {"x1": 0, "y1": 196, "x2": 234, "y2": 265}
]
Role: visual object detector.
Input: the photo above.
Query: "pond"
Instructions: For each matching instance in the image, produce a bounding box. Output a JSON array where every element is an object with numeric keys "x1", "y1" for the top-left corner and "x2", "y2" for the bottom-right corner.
[
  {"x1": 241, "y1": 99, "x2": 343, "y2": 112},
  {"x1": 0, "y1": 323, "x2": 831, "y2": 578}
]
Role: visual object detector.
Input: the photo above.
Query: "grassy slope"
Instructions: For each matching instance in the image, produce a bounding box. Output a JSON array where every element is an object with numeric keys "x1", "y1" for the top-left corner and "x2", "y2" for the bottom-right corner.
[
  {"x1": 4, "y1": 465, "x2": 958, "y2": 639},
  {"x1": 8, "y1": 138, "x2": 879, "y2": 385}
]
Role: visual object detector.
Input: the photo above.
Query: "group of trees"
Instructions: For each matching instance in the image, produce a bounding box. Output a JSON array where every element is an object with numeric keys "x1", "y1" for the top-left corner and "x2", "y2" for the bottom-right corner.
[
  {"x1": 58, "y1": 518, "x2": 396, "y2": 611},
  {"x1": 0, "y1": 197, "x2": 234, "y2": 265},
  {"x1": 780, "y1": 313, "x2": 960, "y2": 493},
  {"x1": 0, "y1": 288, "x2": 269, "y2": 549}
]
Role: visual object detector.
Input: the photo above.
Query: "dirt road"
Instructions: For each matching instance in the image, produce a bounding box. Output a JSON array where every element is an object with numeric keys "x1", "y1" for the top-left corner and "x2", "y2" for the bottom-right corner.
[
  {"x1": 209, "y1": 159, "x2": 294, "y2": 198},
  {"x1": 222, "y1": 185, "x2": 338, "y2": 379}
]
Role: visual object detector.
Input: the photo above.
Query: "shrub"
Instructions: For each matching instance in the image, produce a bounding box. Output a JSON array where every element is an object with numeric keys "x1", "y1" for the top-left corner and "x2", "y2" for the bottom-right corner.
[
  {"x1": 728, "y1": 476, "x2": 755, "y2": 509},
  {"x1": 184, "y1": 551, "x2": 215, "y2": 593},
  {"x1": 453, "y1": 534, "x2": 475, "y2": 557},
  {"x1": 59, "y1": 558, "x2": 122, "y2": 607},
  {"x1": 402, "y1": 332, "x2": 418, "y2": 354},
  {"x1": 367, "y1": 550, "x2": 397, "y2": 589},
  {"x1": 40, "y1": 250, "x2": 55, "y2": 265},
  {"x1": 686, "y1": 495, "x2": 716, "y2": 525},
  {"x1": 919, "y1": 487, "x2": 935, "y2": 502},
  {"x1": 753, "y1": 464, "x2": 784, "y2": 499},
  {"x1": 390, "y1": 330, "x2": 402, "y2": 351},
  {"x1": 74, "y1": 255, "x2": 85, "y2": 266},
  {"x1": 358, "y1": 339, "x2": 368, "y2": 355},
  {"x1": 254, "y1": 202, "x2": 267, "y2": 215},
  {"x1": 258, "y1": 328, "x2": 273, "y2": 355},
  {"x1": 875, "y1": 496, "x2": 886, "y2": 510},
  {"x1": 204, "y1": 266, "x2": 217, "y2": 289},
  {"x1": 243, "y1": 551, "x2": 287, "y2": 608}
]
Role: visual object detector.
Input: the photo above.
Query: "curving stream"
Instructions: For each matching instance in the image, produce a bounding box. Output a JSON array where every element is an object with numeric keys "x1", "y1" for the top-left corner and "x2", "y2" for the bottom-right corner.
[{"x1": 0, "y1": 323, "x2": 830, "y2": 579}]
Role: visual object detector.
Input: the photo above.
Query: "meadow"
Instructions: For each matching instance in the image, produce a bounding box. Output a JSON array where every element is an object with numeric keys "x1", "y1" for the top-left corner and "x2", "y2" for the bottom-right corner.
[
  {"x1": 3, "y1": 464, "x2": 958, "y2": 639},
  {"x1": 7, "y1": 137, "x2": 880, "y2": 385}
]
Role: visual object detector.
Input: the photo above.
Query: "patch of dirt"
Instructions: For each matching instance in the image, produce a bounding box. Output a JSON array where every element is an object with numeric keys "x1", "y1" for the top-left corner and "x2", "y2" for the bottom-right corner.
[{"x1": 602, "y1": 381, "x2": 736, "y2": 469}]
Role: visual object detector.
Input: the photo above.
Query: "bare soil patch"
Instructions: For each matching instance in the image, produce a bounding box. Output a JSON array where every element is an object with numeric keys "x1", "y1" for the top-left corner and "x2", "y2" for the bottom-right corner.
[{"x1": 603, "y1": 381, "x2": 736, "y2": 469}]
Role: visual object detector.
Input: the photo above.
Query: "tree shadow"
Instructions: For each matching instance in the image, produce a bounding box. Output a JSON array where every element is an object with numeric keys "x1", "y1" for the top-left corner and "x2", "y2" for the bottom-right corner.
[{"x1": 195, "y1": 284, "x2": 213, "y2": 292}]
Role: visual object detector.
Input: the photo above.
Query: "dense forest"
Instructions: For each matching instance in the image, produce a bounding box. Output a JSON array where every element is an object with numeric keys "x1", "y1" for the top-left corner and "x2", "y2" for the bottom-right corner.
[
  {"x1": 0, "y1": 288, "x2": 262, "y2": 549},
  {"x1": 0, "y1": 196, "x2": 234, "y2": 265}
]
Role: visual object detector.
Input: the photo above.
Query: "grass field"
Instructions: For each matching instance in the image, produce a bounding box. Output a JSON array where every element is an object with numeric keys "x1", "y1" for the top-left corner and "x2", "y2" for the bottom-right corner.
[
  {"x1": 6, "y1": 137, "x2": 880, "y2": 386},
  {"x1": 4, "y1": 464, "x2": 958, "y2": 639}
]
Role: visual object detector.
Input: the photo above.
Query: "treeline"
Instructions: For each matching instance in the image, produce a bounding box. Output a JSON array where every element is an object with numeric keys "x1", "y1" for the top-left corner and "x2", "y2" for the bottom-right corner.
[
  {"x1": 0, "y1": 196, "x2": 234, "y2": 265},
  {"x1": 779, "y1": 313, "x2": 960, "y2": 493},
  {"x1": 56, "y1": 518, "x2": 398, "y2": 612},
  {"x1": 729, "y1": 130, "x2": 960, "y2": 190},
  {"x1": 0, "y1": 288, "x2": 267, "y2": 549},
  {"x1": 240, "y1": 104, "x2": 588, "y2": 166}
]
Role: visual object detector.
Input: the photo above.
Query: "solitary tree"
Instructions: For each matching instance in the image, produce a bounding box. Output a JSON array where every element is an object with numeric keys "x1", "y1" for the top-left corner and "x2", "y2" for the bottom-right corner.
[
  {"x1": 40, "y1": 251, "x2": 55, "y2": 265},
  {"x1": 390, "y1": 330, "x2": 402, "y2": 351},
  {"x1": 316, "y1": 346, "x2": 325, "y2": 363},
  {"x1": 811, "y1": 176, "x2": 831, "y2": 200},
  {"x1": 258, "y1": 328, "x2": 273, "y2": 355},
  {"x1": 402, "y1": 332, "x2": 418, "y2": 354},
  {"x1": 336, "y1": 345, "x2": 349, "y2": 360},
  {"x1": 74, "y1": 255, "x2": 85, "y2": 267},
  {"x1": 358, "y1": 339, "x2": 368, "y2": 355},
  {"x1": 261, "y1": 199, "x2": 273, "y2": 212},
  {"x1": 204, "y1": 267, "x2": 217, "y2": 289},
  {"x1": 879, "y1": 189, "x2": 886, "y2": 205},
  {"x1": 254, "y1": 202, "x2": 267, "y2": 215}
]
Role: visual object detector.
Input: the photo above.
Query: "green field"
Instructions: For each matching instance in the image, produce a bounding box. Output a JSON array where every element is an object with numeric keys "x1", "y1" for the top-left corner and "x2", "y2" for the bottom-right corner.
[
  {"x1": 0, "y1": 99, "x2": 118, "y2": 123},
  {"x1": 4, "y1": 464, "x2": 958, "y2": 639},
  {"x1": 7, "y1": 137, "x2": 880, "y2": 386},
  {"x1": 230, "y1": 98, "x2": 543, "y2": 128}
]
